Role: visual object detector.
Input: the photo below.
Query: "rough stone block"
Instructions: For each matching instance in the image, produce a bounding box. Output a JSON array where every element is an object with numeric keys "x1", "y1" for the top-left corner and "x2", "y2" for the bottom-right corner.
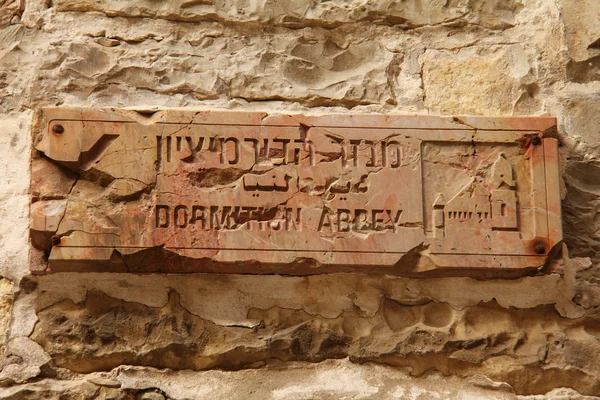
[
  {"x1": 422, "y1": 46, "x2": 538, "y2": 116},
  {"x1": 562, "y1": 0, "x2": 600, "y2": 62},
  {"x1": 51, "y1": 0, "x2": 523, "y2": 29}
]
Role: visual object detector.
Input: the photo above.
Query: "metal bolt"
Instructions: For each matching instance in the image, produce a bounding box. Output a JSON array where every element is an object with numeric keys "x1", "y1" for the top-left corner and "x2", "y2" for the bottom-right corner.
[
  {"x1": 51, "y1": 235, "x2": 61, "y2": 246},
  {"x1": 532, "y1": 136, "x2": 541, "y2": 146},
  {"x1": 534, "y1": 244, "x2": 546, "y2": 254},
  {"x1": 52, "y1": 124, "x2": 64, "y2": 134}
]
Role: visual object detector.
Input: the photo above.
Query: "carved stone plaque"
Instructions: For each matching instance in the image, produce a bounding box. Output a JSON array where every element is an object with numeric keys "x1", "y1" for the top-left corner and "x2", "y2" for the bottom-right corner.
[{"x1": 30, "y1": 109, "x2": 562, "y2": 276}]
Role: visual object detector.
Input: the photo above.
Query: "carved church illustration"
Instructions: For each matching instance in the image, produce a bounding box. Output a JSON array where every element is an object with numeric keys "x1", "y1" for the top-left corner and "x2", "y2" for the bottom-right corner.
[{"x1": 432, "y1": 153, "x2": 518, "y2": 239}]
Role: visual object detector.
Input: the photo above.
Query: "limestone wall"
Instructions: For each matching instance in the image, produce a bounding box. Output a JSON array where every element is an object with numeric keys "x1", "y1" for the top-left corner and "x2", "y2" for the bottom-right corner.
[{"x1": 1, "y1": 0, "x2": 600, "y2": 398}]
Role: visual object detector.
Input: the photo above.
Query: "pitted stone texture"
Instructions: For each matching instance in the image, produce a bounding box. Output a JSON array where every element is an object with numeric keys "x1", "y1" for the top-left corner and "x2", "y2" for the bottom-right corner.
[
  {"x1": 51, "y1": 0, "x2": 523, "y2": 29},
  {"x1": 29, "y1": 289, "x2": 600, "y2": 395},
  {"x1": 1, "y1": 0, "x2": 557, "y2": 114},
  {"x1": 26, "y1": 31, "x2": 398, "y2": 108},
  {"x1": 27, "y1": 254, "x2": 587, "y2": 394}
]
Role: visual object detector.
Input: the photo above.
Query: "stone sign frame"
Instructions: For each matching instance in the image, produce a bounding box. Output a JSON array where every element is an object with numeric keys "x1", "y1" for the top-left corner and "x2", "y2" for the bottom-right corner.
[{"x1": 29, "y1": 109, "x2": 562, "y2": 277}]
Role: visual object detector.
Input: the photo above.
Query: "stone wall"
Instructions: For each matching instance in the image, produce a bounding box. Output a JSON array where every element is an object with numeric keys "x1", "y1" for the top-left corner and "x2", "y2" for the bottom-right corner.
[{"x1": 1, "y1": 0, "x2": 600, "y2": 398}]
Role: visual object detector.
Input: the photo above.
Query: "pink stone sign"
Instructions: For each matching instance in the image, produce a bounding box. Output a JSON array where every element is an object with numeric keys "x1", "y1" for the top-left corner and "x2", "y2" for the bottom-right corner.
[{"x1": 30, "y1": 109, "x2": 562, "y2": 276}]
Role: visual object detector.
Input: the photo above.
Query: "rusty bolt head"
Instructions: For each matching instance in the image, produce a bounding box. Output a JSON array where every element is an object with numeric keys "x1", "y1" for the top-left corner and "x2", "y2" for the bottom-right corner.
[
  {"x1": 534, "y1": 244, "x2": 546, "y2": 254},
  {"x1": 51, "y1": 235, "x2": 62, "y2": 246},
  {"x1": 52, "y1": 124, "x2": 64, "y2": 134},
  {"x1": 532, "y1": 136, "x2": 541, "y2": 146}
]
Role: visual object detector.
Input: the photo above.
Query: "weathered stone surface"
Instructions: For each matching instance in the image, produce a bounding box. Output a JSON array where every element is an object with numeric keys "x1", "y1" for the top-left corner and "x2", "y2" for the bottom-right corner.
[
  {"x1": 31, "y1": 109, "x2": 561, "y2": 276},
  {"x1": 563, "y1": 98, "x2": 600, "y2": 156},
  {"x1": 1, "y1": 0, "x2": 600, "y2": 398},
  {"x1": 561, "y1": 98, "x2": 600, "y2": 268},
  {"x1": 0, "y1": 337, "x2": 51, "y2": 386},
  {"x1": 51, "y1": 0, "x2": 523, "y2": 29},
  {"x1": 422, "y1": 46, "x2": 539, "y2": 116},
  {"x1": 29, "y1": 288, "x2": 600, "y2": 394},
  {"x1": 562, "y1": 0, "x2": 600, "y2": 63},
  {"x1": 22, "y1": 253, "x2": 587, "y2": 394},
  {"x1": 116, "y1": 360, "x2": 520, "y2": 399},
  {"x1": 0, "y1": 113, "x2": 30, "y2": 281},
  {"x1": 0, "y1": 0, "x2": 22, "y2": 29},
  {"x1": 0, "y1": 363, "x2": 596, "y2": 400},
  {"x1": 0, "y1": 280, "x2": 12, "y2": 360},
  {"x1": 0, "y1": 379, "x2": 133, "y2": 400},
  {"x1": 562, "y1": 0, "x2": 600, "y2": 84},
  {"x1": 229, "y1": 39, "x2": 395, "y2": 105},
  {"x1": 5, "y1": 358, "x2": 589, "y2": 400},
  {"x1": 30, "y1": 158, "x2": 77, "y2": 202},
  {"x1": 20, "y1": 30, "x2": 401, "y2": 108}
]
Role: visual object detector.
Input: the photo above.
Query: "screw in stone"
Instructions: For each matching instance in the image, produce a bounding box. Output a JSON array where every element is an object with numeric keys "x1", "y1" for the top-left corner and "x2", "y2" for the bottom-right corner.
[
  {"x1": 52, "y1": 124, "x2": 64, "y2": 134},
  {"x1": 534, "y1": 244, "x2": 546, "y2": 254},
  {"x1": 51, "y1": 235, "x2": 62, "y2": 246},
  {"x1": 532, "y1": 136, "x2": 541, "y2": 146}
]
